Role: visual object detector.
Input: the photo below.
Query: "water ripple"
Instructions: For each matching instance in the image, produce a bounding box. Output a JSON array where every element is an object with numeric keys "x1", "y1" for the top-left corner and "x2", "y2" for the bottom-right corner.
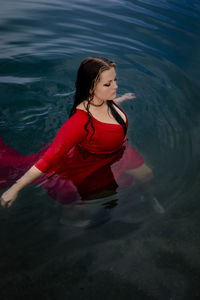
[
  {"x1": 0, "y1": 0, "x2": 199, "y2": 203},
  {"x1": 0, "y1": 2, "x2": 200, "y2": 297},
  {"x1": 0, "y1": 76, "x2": 40, "y2": 84}
]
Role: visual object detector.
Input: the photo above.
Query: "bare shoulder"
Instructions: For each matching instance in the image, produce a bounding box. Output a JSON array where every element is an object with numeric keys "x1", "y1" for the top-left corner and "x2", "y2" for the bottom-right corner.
[{"x1": 76, "y1": 101, "x2": 87, "y2": 111}]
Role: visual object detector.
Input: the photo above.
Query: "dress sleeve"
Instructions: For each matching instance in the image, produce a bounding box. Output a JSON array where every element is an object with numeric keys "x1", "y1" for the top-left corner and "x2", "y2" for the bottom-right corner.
[{"x1": 35, "y1": 110, "x2": 88, "y2": 172}]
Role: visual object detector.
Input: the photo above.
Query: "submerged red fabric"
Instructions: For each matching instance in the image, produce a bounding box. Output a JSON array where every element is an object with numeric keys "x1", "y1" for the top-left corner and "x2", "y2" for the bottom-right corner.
[{"x1": 0, "y1": 104, "x2": 144, "y2": 204}]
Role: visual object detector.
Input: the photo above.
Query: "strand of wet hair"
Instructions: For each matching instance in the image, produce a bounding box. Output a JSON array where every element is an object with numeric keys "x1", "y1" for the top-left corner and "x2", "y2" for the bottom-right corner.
[
  {"x1": 107, "y1": 101, "x2": 127, "y2": 136},
  {"x1": 84, "y1": 100, "x2": 95, "y2": 139}
]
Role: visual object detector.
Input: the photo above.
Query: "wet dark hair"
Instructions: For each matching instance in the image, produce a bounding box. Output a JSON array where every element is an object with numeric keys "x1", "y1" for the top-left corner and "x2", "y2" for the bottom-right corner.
[{"x1": 70, "y1": 56, "x2": 127, "y2": 137}]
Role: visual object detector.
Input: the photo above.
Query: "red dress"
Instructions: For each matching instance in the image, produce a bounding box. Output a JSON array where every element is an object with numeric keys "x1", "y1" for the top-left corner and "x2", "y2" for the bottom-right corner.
[{"x1": 0, "y1": 104, "x2": 144, "y2": 204}]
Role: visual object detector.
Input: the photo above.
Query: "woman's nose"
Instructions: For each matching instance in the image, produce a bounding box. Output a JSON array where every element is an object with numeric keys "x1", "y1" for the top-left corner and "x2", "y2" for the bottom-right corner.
[{"x1": 113, "y1": 81, "x2": 118, "y2": 89}]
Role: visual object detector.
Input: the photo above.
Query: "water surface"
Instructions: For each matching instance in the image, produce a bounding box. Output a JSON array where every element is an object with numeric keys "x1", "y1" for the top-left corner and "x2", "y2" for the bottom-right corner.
[{"x1": 0, "y1": 0, "x2": 200, "y2": 299}]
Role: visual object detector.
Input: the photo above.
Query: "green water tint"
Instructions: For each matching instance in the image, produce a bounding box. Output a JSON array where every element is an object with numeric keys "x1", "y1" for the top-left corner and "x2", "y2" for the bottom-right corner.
[{"x1": 0, "y1": 0, "x2": 200, "y2": 299}]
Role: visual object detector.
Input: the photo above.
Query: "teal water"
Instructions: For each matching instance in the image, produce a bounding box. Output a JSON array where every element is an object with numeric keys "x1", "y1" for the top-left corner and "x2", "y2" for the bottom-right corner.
[{"x1": 0, "y1": 0, "x2": 200, "y2": 299}]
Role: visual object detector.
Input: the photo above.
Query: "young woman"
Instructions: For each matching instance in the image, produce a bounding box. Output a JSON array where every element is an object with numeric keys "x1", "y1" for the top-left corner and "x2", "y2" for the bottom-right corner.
[{"x1": 0, "y1": 56, "x2": 153, "y2": 208}]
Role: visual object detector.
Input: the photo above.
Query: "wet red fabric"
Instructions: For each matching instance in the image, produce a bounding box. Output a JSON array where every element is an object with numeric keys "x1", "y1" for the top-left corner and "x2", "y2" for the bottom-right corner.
[{"x1": 0, "y1": 103, "x2": 144, "y2": 204}]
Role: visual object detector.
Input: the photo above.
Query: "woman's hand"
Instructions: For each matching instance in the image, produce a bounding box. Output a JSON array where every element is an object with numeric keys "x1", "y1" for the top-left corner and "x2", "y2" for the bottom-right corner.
[
  {"x1": 121, "y1": 93, "x2": 136, "y2": 101},
  {"x1": 0, "y1": 165, "x2": 43, "y2": 208},
  {"x1": 115, "y1": 93, "x2": 136, "y2": 103},
  {"x1": 0, "y1": 187, "x2": 19, "y2": 208}
]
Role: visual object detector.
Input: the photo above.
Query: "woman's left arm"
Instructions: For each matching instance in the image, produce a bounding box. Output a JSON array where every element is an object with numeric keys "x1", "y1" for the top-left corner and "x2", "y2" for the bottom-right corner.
[{"x1": 115, "y1": 93, "x2": 136, "y2": 103}]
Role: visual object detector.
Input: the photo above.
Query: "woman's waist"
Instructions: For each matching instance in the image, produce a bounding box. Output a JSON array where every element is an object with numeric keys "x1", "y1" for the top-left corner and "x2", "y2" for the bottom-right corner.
[{"x1": 76, "y1": 142, "x2": 127, "y2": 158}]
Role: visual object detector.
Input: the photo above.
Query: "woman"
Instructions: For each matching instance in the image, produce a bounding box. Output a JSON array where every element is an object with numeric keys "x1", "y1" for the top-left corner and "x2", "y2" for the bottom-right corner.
[{"x1": 0, "y1": 56, "x2": 153, "y2": 208}]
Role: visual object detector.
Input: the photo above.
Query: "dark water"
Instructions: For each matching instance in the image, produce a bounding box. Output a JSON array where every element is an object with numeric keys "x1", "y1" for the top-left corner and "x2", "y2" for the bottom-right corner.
[{"x1": 0, "y1": 0, "x2": 200, "y2": 299}]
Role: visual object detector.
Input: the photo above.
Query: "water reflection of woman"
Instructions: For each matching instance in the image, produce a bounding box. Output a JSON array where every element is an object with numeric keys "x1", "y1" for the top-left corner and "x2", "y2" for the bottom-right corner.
[{"x1": 1, "y1": 56, "x2": 154, "y2": 208}]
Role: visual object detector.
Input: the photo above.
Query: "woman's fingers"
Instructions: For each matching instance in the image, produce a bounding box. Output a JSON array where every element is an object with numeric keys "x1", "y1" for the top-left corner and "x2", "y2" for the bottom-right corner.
[
  {"x1": 122, "y1": 93, "x2": 136, "y2": 100},
  {"x1": 1, "y1": 196, "x2": 9, "y2": 208},
  {"x1": 7, "y1": 200, "x2": 14, "y2": 208},
  {"x1": 125, "y1": 93, "x2": 136, "y2": 99},
  {"x1": 1, "y1": 196, "x2": 8, "y2": 208},
  {"x1": 115, "y1": 92, "x2": 136, "y2": 103},
  {"x1": 0, "y1": 191, "x2": 17, "y2": 208}
]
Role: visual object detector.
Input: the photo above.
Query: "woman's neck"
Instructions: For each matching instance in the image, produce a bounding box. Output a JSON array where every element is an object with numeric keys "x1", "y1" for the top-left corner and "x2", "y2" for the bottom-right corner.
[{"x1": 90, "y1": 95, "x2": 105, "y2": 107}]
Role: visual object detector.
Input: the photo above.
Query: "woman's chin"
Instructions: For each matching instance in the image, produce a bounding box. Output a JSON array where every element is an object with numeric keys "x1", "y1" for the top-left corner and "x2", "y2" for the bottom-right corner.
[{"x1": 108, "y1": 94, "x2": 116, "y2": 101}]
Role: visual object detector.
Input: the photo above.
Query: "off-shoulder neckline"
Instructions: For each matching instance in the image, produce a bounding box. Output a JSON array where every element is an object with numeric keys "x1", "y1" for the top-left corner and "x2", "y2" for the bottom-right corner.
[{"x1": 76, "y1": 108, "x2": 127, "y2": 126}]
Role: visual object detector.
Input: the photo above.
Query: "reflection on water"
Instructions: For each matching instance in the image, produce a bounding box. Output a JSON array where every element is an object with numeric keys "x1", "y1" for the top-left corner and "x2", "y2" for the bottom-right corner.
[{"x1": 0, "y1": 0, "x2": 200, "y2": 299}]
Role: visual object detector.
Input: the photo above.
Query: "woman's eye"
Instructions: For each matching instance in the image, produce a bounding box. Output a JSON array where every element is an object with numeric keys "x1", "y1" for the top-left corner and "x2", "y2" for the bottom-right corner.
[{"x1": 104, "y1": 78, "x2": 117, "y2": 87}]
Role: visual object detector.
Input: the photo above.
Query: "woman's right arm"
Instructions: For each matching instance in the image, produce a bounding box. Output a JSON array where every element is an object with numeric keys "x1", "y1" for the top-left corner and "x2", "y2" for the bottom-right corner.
[
  {"x1": 1, "y1": 110, "x2": 88, "y2": 208},
  {"x1": 0, "y1": 165, "x2": 43, "y2": 208}
]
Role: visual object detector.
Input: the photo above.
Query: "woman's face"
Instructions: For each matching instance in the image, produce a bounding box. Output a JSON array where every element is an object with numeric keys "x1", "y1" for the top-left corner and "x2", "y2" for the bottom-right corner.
[{"x1": 93, "y1": 67, "x2": 118, "y2": 101}]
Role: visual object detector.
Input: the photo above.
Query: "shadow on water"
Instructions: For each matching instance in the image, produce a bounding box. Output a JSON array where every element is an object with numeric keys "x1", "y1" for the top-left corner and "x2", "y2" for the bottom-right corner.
[{"x1": 0, "y1": 0, "x2": 200, "y2": 299}]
